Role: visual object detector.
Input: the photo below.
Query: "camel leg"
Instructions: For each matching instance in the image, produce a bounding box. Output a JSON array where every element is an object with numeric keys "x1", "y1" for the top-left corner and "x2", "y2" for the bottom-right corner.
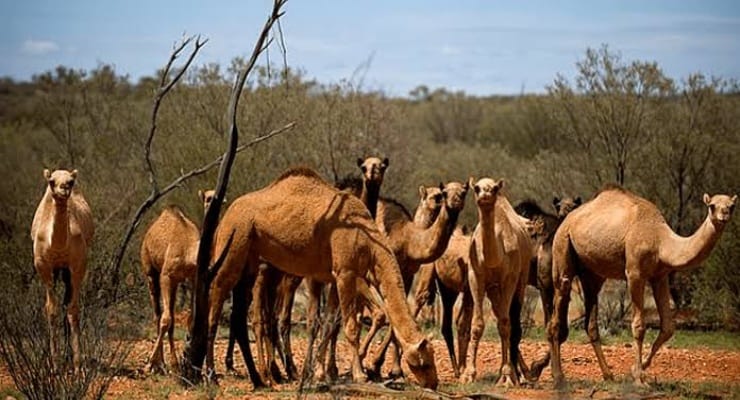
[
  {"x1": 251, "y1": 266, "x2": 274, "y2": 384},
  {"x1": 145, "y1": 271, "x2": 165, "y2": 373},
  {"x1": 278, "y1": 276, "x2": 301, "y2": 381},
  {"x1": 369, "y1": 324, "x2": 393, "y2": 376},
  {"x1": 642, "y1": 276, "x2": 674, "y2": 370},
  {"x1": 358, "y1": 309, "x2": 385, "y2": 361},
  {"x1": 324, "y1": 285, "x2": 341, "y2": 381},
  {"x1": 456, "y1": 287, "x2": 473, "y2": 377},
  {"x1": 148, "y1": 274, "x2": 173, "y2": 373},
  {"x1": 227, "y1": 272, "x2": 266, "y2": 387},
  {"x1": 461, "y1": 267, "x2": 485, "y2": 384},
  {"x1": 528, "y1": 283, "x2": 553, "y2": 381},
  {"x1": 335, "y1": 271, "x2": 366, "y2": 383},
  {"x1": 164, "y1": 279, "x2": 180, "y2": 373},
  {"x1": 548, "y1": 236, "x2": 575, "y2": 389},
  {"x1": 510, "y1": 287, "x2": 530, "y2": 382},
  {"x1": 304, "y1": 279, "x2": 326, "y2": 381},
  {"x1": 626, "y1": 272, "x2": 648, "y2": 386},
  {"x1": 490, "y1": 287, "x2": 518, "y2": 387},
  {"x1": 66, "y1": 267, "x2": 83, "y2": 371},
  {"x1": 581, "y1": 270, "x2": 612, "y2": 381},
  {"x1": 438, "y1": 280, "x2": 459, "y2": 377}
]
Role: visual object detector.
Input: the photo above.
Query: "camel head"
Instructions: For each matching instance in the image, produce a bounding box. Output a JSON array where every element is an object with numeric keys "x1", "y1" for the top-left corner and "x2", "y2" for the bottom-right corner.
[
  {"x1": 440, "y1": 181, "x2": 469, "y2": 213},
  {"x1": 357, "y1": 156, "x2": 389, "y2": 185},
  {"x1": 703, "y1": 193, "x2": 737, "y2": 226},
  {"x1": 469, "y1": 177, "x2": 503, "y2": 209},
  {"x1": 401, "y1": 335, "x2": 438, "y2": 389},
  {"x1": 44, "y1": 169, "x2": 78, "y2": 203},
  {"x1": 198, "y1": 189, "x2": 221, "y2": 211},
  {"x1": 553, "y1": 196, "x2": 582, "y2": 219},
  {"x1": 418, "y1": 185, "x2": 444, "y2": 219}
]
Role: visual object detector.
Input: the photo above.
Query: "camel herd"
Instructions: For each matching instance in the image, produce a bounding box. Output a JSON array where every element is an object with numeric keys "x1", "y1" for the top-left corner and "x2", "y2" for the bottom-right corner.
[{"x1": 31, "y1": 160, "x2": 736, "y2": 391}]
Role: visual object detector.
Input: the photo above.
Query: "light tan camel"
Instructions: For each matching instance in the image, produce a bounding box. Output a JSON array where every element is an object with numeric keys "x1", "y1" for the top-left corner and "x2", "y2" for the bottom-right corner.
[
  {"x1": 207, "y1": 167, "x2": 438, "y2": 388},
  {"x1": 413, "y1": 225, "x2": 473, "y2": 378},
  {"x1": 31, "y1": 169, "x2": 94, "y2": 370},
  {"x1": 548, "y1": 187, "x2": 737, "y2": 387},
  {"x1": 367, "y1": 181, "x2": 469, "y2": 377},
  {"x1": 140, "y1": 189, "x2": 215, "y2": 373},
  {"x1": 463, "y1": 177, "x2": 533, "y2": 386}
]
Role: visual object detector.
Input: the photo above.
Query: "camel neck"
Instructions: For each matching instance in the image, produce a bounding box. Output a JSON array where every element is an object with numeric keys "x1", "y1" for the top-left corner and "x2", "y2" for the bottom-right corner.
[
  {"x1": 659, "y1": 214, "x2": 724, "y2": 271},
  {"x1": 406, "y1": 204, "x2": 459, "y2": 264},
  {"x1": 413, "y1": 205, "x2": 439, "y2": 229},
  {"x1": 51, "y1": 200, "x2": 70, "y2": 249},
  {"x1": 361, "y1": 181, "x2": 381, "y2": 219},
  {"x1": 477, "y1": 204, "x2": 503, "y2": 266}
]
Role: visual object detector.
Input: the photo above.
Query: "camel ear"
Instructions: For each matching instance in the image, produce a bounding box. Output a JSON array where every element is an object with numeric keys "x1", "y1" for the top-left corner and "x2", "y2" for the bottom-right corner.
[
  {"x1": 70, "y1": 169, "x2": 78, "y2": 179},
  {"x1": 575, "y1": 196, "x2": 582, "y2": 206},
  {"x1": 418, "y1": 185, "x2": 426, "y2": 199},
  {"x1": 382, "y1": 157, "x2": 389, "y2": 169},
  {"x1": 356, "y1": 158, "x2": 364, "y2": 168},
  {"x1": 198, "y1": 190, "x2": 205, "y2": 202},
  {"x1": 439, "y1": 182, "x2": 445, "y2": 193},
  {"x1": 494, "y1": 179, "x2": 505, "y2": 193},
  {"x1": 552, "y1": 196, "x2": 561, "y2": 209},
  {"x1": 43, "y1": 169, "x2": 51, "y2": 180},
  {"x1": 703, "y1": 193, "x2": 711, "y2": 205},
  {"x1": 732, "y1": 195, "x2": 738, "y2": 205},
  {"x1": 468, "y1": 177, "x2": 476, "y2": 191}
]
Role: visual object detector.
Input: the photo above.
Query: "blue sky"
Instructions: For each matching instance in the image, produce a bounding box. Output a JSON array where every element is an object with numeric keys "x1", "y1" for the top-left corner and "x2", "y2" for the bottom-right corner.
[{"x1": 2, "y1": 0, "x2": 739, "y2": 96}]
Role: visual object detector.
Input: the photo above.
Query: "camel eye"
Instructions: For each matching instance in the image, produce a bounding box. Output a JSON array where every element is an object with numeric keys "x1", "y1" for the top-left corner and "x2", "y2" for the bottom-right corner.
[
  {"x1": 474, "y1": 186, "x2": 480, "y2": 194},
  {"x1": 709, "y1": 204, "x2": 716, "y2": 212},
  {"x1": 68, "y1": 180, "x2": 75, "y2": 188},
  {"x1": 48, "y1": 179, "x2": 55, "y2": 187}
]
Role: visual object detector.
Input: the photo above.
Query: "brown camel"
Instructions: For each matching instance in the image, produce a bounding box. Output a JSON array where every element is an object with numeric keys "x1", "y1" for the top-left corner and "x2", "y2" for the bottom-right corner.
[
  {"x1": 238, "y1": 156, "x2": 391, "y2": 384},
  {"x1": 513, "y1": 196, "x2": 581, "y2": 379},
  {"x1": 140, "y1": 189, "x2": 216, "y2": 373},
  {"x1": 412, "y1": 225, "x2": 473, "y2": 378},
  {"x1": 367, "y1": 181, "x2": 469, "y2": 377},
  {"x1": 207, "y1": 167, "x2": 438, "y2": 388},
  {"x1": 463, "y1": 177, "x2": 533, "y2": 386},
  {"x1": 31, "y1": 169, "x2": 94, "y2": 370},
  {"x1": 548, "y1": 187, "x2": 737, "y2": 387}
]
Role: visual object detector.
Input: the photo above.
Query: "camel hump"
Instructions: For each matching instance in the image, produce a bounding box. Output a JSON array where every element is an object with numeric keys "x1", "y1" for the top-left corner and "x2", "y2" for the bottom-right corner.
[
  {"x1": 597, "y1": 182, "x2": 628, "y2": 195},
  {"x1": 274, "y1": 166, "x2": 325, "y2": 184}
]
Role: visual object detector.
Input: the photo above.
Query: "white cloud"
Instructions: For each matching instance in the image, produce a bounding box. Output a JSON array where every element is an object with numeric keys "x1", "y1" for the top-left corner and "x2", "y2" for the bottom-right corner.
[
  {"x1": 21, "y1": 39, "x2": 60, "y2": 55},
  {"x1": 441, "y1": 45, "x2": 461, "y2": 56}
]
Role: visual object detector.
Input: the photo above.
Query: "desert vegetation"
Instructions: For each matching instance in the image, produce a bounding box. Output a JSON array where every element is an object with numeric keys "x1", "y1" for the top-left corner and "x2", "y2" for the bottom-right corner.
[{"x1": 0, "y1": 2, "x2": 739, "y2": 397}]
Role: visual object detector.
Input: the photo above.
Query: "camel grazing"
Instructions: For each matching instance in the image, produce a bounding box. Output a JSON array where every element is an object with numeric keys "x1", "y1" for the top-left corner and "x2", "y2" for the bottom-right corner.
[
  {"x1": 237, "y1": 156, "x2": 391, "y2": 384},
  {"x1": 140, "y1": 189, "x2": 216, "y2": 373},
  {"x1": 513, "y1": 196, "x2": 581, "y2": 380},
  {"x1": 207, "y1": 167, "x2": 438, "y2": 388},
  {"x1": 412, "y1": 225, "x2": 473, "y2": 378},
  {"x1": 31, "y1": 169, "x2": 94, "y2": 370},
  {"x1": 463, "y1": 177, "x2": 533, "y2": 386},
  {"x1": 367, "y1": 181, "x2": 469, "y2": 377},
  {"x1": 548, "y1": 186, "x2": 736, "y2": 386}
]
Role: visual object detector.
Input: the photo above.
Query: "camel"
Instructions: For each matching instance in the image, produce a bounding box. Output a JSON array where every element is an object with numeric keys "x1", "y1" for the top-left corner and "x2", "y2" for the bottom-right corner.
[
  {"x1": 366, "y1": 180, "x2": 469, "y2": 378},
  {"x1": 513, "y1": 196, "x2": 581, "y2": 379},
  {"x1": 140, "y1": 189, "x2": 216, "y2": 373},
  {"x1": 207, "y1": 167, "x2": 438, "y2": 388},
  {"x1": 548, "y1": 186, "x2": 737, "y2": 387},
  {"x1": 234, "y1": 156, "x2": 391, "y2": 384},
  {"x1": 31, "y1": 169, "x2": 94, "y2": 370},
  {"x1": 412, "y1": 225, "x2": 473, "y2": 378},
  {"x1": 463, "y1": 177, "x2": 533, "y2": 386}
]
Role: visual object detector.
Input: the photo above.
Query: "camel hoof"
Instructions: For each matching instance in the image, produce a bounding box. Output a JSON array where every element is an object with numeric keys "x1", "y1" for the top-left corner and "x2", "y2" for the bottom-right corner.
[
  {"x1": 460, "y1": 369, "x2": 476, "y2": 384},
  {"x1": 496, "y1": 366, "x2": 518, "y2": 387},
  {"x1": 388, "y1": 367, "x2": 403, "y2": 379}
]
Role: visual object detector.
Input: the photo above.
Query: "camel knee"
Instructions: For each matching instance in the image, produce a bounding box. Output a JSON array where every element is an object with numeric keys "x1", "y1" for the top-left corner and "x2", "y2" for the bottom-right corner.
[
  {"x1": 587, "y1": 321, "x2": 600, "y2": 343},
  {"x1": 471, "y1": 321, "x2": 484, "y2": 341},
  {"x1": 631, "y1": 318, "x2": 645, "y2": 341},
  {"x1": 661, "y1": 320, "x2": 675, "y2": 339}
]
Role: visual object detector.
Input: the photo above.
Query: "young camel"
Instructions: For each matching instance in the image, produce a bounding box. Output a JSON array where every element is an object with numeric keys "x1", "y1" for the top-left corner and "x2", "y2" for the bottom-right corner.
[
  {"x1": 208, "y1": 167, "x2": 438, "y2": 388},
  {"x1": 548, "y1": 186, "x2": 737, "y2": 387},
  {"x1": 463, "y1": 177, "x2": 533, "y2": 386},
  {"x1": 513, "y1": 196, "x2": 581, "y2": 379},
  {"x1": 31, "y1": 169, "x2": 94, "y2": 370},
  {"x1": 140, "y1": 189, "x2": 216, "y2": 373}
]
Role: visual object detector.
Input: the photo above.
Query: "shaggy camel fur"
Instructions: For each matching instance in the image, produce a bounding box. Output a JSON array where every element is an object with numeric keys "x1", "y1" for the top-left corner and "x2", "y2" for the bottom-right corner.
[
  {"x1": 463, "y1": 177, "x2": 533, "y2": 386},
  {"x1": 513, "y1": 196, "x2": 581, "y2": 379},
  {"x1": 548, "y1": 187, "x2": 736, "y2": 386},
  {"x1": 207, "y1": 167, "x2": 438, "y2": 388},
  {"x1": 412, "y1": 225, "x2": 473, "y2": 378},
  {"x1": 367, "y1": 181, "x2": 469, "y2": 377},
  {"x1": 31, "y1": 169, "x2": 94, "y2": 370}
]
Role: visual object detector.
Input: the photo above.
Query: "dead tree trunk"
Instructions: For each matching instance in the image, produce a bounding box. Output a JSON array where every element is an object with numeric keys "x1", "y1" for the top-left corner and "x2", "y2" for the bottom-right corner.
[{"x1": 179, "y1": 0, "x2": 288, "y2": 385}]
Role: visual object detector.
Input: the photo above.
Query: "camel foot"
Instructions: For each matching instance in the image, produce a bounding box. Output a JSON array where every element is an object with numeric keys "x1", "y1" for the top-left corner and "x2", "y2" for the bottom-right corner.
[
  {"x1": 552, "y1": 375, "x2": 567, "y2": 391},
  {"x1": 496, "y1": 365, "x2": 519, "y2": 387},
  {"x1": 388, "y1": 366, "x2": 403, "y2": 379},
  {"x1": 147, "y1": 360, "x2": 167, "y2": 375}
]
